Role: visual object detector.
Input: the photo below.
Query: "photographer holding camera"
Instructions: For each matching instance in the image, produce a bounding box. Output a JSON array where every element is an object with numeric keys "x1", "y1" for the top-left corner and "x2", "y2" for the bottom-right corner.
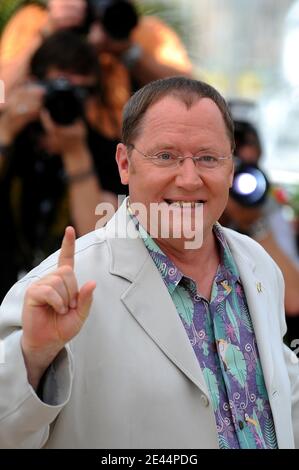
[
  {"x1": 221, "y1": 120, "x2": 299, "y2": 327},
  {"x1": 0, "y1": 31, "x2": 125, "y2": 302},
  {"x1": 0, "y1": 0, "x2": 193, "y2": 137}
]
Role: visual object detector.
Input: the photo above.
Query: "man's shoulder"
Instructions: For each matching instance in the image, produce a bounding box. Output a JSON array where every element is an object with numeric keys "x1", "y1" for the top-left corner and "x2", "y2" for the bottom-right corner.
[
  {"x1": 0, "y1": 4, "x2": 48, "y2": 62},
  {"x1": 132, "y1": 15, "x2": 192, "y2": 73},
  {"x1": 221, "y1": 226, "x2": 284, "y2": 288},
  {"x1": 7, "y1": 3, "x2": 47, "y2": 25}
]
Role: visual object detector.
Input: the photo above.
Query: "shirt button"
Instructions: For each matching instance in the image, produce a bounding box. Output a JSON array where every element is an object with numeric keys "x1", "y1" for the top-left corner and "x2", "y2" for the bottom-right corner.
[
  {"x1": 238, "y1": 420, "x2": 244, "y2": 430},
  {"x1": 200, "y1": 394, "x2": 209, "y2": 407}
]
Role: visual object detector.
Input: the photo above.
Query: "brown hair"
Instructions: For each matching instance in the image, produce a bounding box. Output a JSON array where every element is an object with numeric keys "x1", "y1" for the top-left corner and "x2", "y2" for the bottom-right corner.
[
  {"x1": 30, "y1": 30, "x2": 101, "y2": 82},
  {"x1": 122, "y1": 76, "x2": 235, "y2": 151}
]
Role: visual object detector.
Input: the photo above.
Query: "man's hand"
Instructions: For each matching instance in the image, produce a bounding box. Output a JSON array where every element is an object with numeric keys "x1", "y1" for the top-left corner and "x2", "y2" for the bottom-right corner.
[
  {"x1": 40, "y1": 109, "x2": 87, "y2": 157},
  {"x1": 46, "y1": 0, "x2": 87, "y2": 33},
  {"x1": 21, "y1": 226, "x2": 96, "y2": 389},
  {"x1": 0, "y1": 84, "x2": 45, "y2": 145}
]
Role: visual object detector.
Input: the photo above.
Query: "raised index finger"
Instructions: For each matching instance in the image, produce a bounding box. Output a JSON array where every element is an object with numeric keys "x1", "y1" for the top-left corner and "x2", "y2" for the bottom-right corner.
[{"x1": 58, "y1": 226, "x2": 76, "y2": 269}]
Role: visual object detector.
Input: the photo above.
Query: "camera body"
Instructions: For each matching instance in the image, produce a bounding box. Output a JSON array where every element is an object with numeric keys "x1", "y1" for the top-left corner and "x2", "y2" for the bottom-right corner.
[
  {"x1": 230, "y1": 157, "x2": 270, "y2": 207},
  {"x1": 79, "y1": 0, "x2": 139, "y2": 39},
  {"x1": 43, "y1": 78, "x2": 89, "y2": 126}
]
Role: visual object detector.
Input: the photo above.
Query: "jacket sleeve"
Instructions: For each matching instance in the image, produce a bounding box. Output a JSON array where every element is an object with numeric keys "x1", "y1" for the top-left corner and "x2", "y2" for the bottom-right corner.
[{"x1": 0, "y1": 275, "x2": 73, "y2": 449}]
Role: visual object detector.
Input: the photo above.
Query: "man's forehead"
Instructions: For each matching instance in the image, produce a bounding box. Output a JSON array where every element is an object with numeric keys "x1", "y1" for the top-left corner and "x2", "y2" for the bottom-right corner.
[
  {"x1": 143, "y1": 95, "x2": 223, "y2": 122},
  {"x1": 140, "y1": 96, "x2": 227, "y2": 135}
]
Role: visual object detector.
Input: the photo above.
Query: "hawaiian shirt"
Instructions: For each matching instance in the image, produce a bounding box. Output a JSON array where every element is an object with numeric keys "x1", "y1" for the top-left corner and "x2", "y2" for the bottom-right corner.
[{"x1": 129, "y1": 210, "x2": 278, "y2": 449}]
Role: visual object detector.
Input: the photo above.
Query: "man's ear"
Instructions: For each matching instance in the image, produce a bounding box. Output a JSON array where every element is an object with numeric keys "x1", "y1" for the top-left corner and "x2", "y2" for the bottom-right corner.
[{"x1": 116, "y1": 143, "x2": 129, "y2": 185}]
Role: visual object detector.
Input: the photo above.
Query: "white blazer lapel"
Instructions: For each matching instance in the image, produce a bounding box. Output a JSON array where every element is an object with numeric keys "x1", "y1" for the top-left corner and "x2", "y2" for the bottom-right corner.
[
  {"x1": 225, "y1": 234, "x2": 275, "y2": 393},
  {"x1": 121, "y1": 254, "x2": 209, "y2": 394}
]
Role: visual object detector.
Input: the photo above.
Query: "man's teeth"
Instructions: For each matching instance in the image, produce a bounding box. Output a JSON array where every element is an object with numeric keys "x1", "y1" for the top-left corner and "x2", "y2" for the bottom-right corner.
[{"x1": 166, "y1": 200, "x2": 204, "y2": 208}]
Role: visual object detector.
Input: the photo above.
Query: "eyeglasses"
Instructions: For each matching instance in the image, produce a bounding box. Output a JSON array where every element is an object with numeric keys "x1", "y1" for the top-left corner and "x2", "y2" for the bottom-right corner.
[{"x1": 128, "y1": 144, "x2": 232, "y2": 170}]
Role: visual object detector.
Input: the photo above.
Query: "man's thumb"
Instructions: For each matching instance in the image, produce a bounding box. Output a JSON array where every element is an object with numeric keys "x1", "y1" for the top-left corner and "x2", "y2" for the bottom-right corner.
[{"x1": 77, "y1": 281, "x2": 96, "y2": 321}]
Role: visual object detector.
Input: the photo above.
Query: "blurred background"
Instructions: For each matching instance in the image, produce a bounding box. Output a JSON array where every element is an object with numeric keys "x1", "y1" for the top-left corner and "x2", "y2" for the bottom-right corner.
[
  {"x1": 144, "y1": 0, "x2": 299, "y2": 189},
  {"x1": 1, "y1": 0, "x2": 299, "y2": 183}
]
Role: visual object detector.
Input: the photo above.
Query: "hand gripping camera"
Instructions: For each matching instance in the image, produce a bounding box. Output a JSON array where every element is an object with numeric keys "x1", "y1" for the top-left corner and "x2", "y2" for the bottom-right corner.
[{"x1": 43, "y1": 78, "x2": 94, "y2": 126}]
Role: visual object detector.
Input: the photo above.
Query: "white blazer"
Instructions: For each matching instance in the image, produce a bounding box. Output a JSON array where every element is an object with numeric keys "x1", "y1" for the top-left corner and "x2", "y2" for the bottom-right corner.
[{"x1": 0, "y1": 199, "x2": 299, "y2": 449}]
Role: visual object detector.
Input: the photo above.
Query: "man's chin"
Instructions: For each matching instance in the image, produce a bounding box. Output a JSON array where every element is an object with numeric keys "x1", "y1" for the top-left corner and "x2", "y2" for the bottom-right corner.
[{"x1": 154, "y1": 232, "x2": 204, "y2": 251}]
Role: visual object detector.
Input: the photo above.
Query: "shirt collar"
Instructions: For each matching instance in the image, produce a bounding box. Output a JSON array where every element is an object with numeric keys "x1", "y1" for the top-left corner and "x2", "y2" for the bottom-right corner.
[{"x1": 213, "y1": 222, "x2": 240, "y2": 283}]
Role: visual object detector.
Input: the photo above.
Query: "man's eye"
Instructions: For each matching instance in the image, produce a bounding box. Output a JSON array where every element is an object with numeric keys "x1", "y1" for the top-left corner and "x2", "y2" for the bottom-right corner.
[
  {"x1": 199, "y1": 155, "x2": 217, "y2": 162},
  {"x1": 202, "y1": 155, "x2": 217, "y2": 162},
  {"x1": 156, "y1": 153, "x2": 174, "y2": 161}
]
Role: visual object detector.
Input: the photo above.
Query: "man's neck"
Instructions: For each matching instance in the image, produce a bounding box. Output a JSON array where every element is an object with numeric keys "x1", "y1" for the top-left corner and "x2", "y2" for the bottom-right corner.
[{"x1": 154, "y1": 229, "x2": 220, "y2": 282}]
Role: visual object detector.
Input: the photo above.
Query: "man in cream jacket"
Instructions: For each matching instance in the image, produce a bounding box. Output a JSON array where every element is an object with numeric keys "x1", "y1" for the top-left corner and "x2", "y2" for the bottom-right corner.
[{"x1": 0, "y1": 77, "x2": 299, "y2": 449}]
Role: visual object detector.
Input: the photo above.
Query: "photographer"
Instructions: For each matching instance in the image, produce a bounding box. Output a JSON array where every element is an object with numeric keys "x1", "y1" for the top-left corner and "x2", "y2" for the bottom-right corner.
[
  {"x1": 0, "y1": 0, "x2": 193, "y2": 137},
  {"x1": 0, "y1": 31, "x2": 125, "y2": 302},
  {"x1": 221, "y1": 120, "x2": 299, "y2": 323}
]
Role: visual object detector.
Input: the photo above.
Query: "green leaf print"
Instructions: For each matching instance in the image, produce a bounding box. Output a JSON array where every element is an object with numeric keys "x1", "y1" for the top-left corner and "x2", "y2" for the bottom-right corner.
[
  {"x1": 226, "y1": 302, "x2": 240, "y2": 342},
  {"x1": 202, "y1": 367, "x2": 220, "y2": 411},
  {"x1": 202, "y1": 341, "x2": 209, "y2": 357},
  {"x1": 218, "y1": 435, "x2": 230, "y2": 449},
  {"x1": 204, "y1": 313, "x2": 213, "y2": 339},
  {"x1": 256, "y1": 398, "x2": 264, "y2": 413},
  {"x1": 239, "y1": 301, "x2": 254, "y2": 332},
  {"x1": 214, "y1": 306, "x2": 226, "y2": 340},
  {"x1": 172, "y1": 287, "x2": 194, "y2": 326},
  {"x1": 219, "y1": 342, "x2": 247, "y2": 388},
  {"x1": 241, "y1": 311, "x2": 254, "y2": 333},
  {"x1": 252, "y1": 409, "x2": 267, "y2": 448},
  {"x1": 255, "y1": 362, "x2": 268, "y2": 399},
  {"x1": 210, "y1": 280, "x2": 218, "y2": 303},
  {"x1": 238, "y1": 424, "x2": 257, "y2": 449},
  {"x1": 264, "y1": 417, "x2": 277, "y2": 449}
]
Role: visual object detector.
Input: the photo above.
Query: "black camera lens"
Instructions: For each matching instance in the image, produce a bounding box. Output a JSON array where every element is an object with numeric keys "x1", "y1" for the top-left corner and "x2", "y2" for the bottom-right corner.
[
  {"x1": 43, "y1": 78, "x2": 85, "y2": 126},
  {"x1": 230, "y1": 159, "x2": 270, "y2": 207},
  {"x1": 79, "y1": 0, "x2": 138, "y2": 39},
  {"x1": 101, "y1": 1, "x2": 138, "y2": 40}
]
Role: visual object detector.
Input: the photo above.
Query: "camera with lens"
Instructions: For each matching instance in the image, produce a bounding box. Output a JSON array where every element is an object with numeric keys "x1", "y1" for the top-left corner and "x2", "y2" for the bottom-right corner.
[
  {"x1": 230, "y1": 157, "x2": 270, "y2": 207},
  {"x1": 43, "y1": 78, "x2": 91, "y2": 126},
  {"x1": 78, "y1": 0, "x2": 139, "y2": 40}
]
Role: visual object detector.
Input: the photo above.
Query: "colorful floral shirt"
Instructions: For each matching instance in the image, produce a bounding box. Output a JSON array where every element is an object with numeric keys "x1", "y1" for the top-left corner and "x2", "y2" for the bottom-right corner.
[{"x1": 131, "y1": 213, "x2": 278, "y2": 449}]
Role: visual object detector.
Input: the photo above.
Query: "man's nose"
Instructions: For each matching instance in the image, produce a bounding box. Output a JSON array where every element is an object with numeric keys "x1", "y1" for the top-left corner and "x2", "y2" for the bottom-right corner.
[{"x1": 175, "y1": 157, "x2": 204, "y2": 191}]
